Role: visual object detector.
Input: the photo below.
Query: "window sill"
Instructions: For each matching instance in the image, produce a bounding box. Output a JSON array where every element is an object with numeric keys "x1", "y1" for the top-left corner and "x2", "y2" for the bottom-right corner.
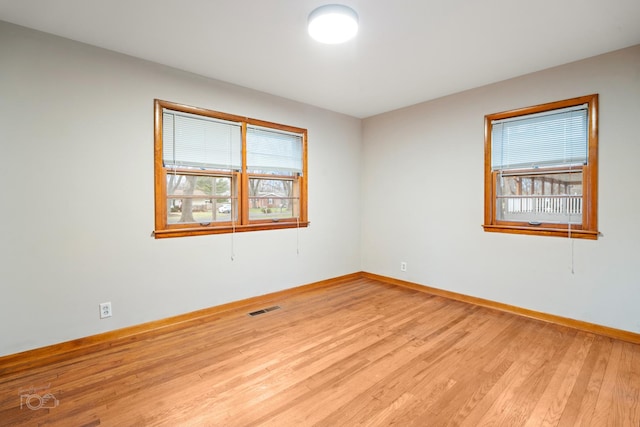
[
  {"x1": 154, "y1": 221, "x2": 310, "y2": 239},
  {"x1": 482, "y1": 224, "x2": 599, "y2": 240}
]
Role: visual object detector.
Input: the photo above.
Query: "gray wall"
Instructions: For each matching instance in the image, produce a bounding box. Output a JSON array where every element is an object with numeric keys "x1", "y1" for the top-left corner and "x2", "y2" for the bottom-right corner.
[
  {"x1": 2, "y1": 19, "x2": 639, "y2": 357},
  {"x1": 362, "y1": 45, "x2": 640, "y2": 333},
  {"x1": 0, "y1": 22, "x2": 362, "y2": 356}
]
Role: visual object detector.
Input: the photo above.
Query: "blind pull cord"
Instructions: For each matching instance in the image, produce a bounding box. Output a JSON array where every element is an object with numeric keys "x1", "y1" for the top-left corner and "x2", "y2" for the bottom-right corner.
[
  {"x1": 230, "y1": 132, "x2": 236, "y2": 261},
  {"x1": 230, "y1": 223, "x2": 236, "y2": 261},
  {"x1": 568, "y1": 115, "x2": 575, "y2": 275},
  {"x1": 568, "y1": 185, "x2": 574, "y2": 274},
  {"x1": 296, "y1": 216, "x2": 300, "y2": 255},
  {"x1": 568, "y1": 207, "x2": 574, "y2": 274}
]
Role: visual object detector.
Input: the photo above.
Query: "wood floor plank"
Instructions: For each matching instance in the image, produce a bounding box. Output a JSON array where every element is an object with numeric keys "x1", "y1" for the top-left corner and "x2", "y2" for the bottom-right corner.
[
  {"x1": 1, "y1": 278, "x2": 640, "y2": 426},
  {"x1": 523, "y1": 332, "x2": 594, "y2": 426},
  {"x1": 562, "y1": 335, "x2": 613, "y2": 427},
  {"x1": 328, "y1": 308, "x2": 514, "y2": 426},
  {"x1": 613, "y1": 342, "x2": 640, "y2": 426},
  {"x1": 452, "y1": 321, "x2": 560, "y2": 426},
  {"x1": 590, "y1": 339, "x2": 624, "y2": 426}
]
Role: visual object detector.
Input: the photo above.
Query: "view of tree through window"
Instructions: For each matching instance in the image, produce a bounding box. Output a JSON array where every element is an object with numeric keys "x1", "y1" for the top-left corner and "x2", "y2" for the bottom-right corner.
[
  {"x1": 166, "y1": 174, "x2": 234, "y2": 224},
  {"x1": 248, "y1": 178, "x2": 298, "y2": 220},
  {"x1": 154, "y1": 100, "x2": 308, "y2": 238}
]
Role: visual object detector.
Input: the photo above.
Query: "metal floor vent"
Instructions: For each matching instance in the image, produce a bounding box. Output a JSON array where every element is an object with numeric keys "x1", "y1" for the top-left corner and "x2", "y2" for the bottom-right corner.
[{"x1": 248, "y1": 305, "x2": 281, "y2": 317}]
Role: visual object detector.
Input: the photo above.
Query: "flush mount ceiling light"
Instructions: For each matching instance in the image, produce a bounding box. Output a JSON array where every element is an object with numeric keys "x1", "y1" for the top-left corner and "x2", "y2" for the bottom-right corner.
[{"x1": 308, "y1": 4, "x2": 359, "y2": 44}]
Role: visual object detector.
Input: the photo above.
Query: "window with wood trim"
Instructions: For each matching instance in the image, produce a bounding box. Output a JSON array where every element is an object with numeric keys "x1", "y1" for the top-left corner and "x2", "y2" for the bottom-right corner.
[
  {"x1": 154, "y1": 100, "x2": 308, "y2": 238},
  {"x1": 483, "y1": 94, "x2": 599, "y2": 239}
]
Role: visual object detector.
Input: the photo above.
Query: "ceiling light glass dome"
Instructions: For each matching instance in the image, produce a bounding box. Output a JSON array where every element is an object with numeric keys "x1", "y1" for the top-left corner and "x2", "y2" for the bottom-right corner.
[{"x1": 308, "y1": 4, "x2": 359, "y2": 44}]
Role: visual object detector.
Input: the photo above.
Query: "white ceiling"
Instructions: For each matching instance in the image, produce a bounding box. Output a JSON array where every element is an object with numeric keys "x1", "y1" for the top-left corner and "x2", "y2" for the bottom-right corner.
[{"x1": 1, "y1": 0, "x2": 640, "y2": 118}]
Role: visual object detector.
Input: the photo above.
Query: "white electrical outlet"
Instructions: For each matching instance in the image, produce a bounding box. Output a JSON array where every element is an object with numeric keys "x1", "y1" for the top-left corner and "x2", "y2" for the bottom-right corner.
[
  {"x1": 99, "y1": 302, "x2": 112, "y2": 319},
  {"x1": 400, "y1": 261, "x2": 407, "y2": 272}
]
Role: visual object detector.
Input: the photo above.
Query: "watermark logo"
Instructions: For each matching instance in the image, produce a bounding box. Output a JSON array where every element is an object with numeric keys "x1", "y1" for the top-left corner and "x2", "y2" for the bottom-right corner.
[{"x1": 19, "y1": 384, "x2": 59, "y2": 410}]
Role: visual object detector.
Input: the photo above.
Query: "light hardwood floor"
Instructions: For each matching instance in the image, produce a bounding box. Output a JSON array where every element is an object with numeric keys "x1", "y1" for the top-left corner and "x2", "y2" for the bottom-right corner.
[{"x1": 1, "y1": 277, "x2": 639, "y2": 426}]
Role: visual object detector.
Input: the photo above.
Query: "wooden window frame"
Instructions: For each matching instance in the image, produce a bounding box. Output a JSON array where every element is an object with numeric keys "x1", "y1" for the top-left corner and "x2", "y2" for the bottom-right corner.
[
  {"x1": 154, "y1": 99, "x2": 308, "y2": 239},
  {"x1": 483, "y1": 94, "x2": 599, "y2": 239}
]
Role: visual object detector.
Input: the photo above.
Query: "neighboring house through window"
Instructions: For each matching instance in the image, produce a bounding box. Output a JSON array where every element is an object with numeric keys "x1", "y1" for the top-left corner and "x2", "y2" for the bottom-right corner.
[
  {"x1": 483, "y1": 94, "x2": 599, "y2": 239},
  {"x1": 154, "y1": 100, "x2": 308, "y2": 238}
]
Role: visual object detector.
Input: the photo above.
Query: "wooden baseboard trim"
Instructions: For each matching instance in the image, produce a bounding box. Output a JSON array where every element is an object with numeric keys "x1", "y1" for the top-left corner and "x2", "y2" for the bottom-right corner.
[
  {"x1": 361, "y1": 271, "x2": 640, "y2": 345},
  {"x1": 0, "y1": 272, "x2": 361, "y2": 374},
  {"x1": 5, "y1": 270, "x2": 637, "y2": 374}
]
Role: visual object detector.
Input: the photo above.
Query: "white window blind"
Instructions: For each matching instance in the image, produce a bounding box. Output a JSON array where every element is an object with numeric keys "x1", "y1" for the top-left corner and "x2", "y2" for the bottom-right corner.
[
  {"x1": 491, "y1": 104, "x2": 588, "y2": 170},
  {"x1": 246, "y1": 126, "x2": 303, "y2": 174},
  {"x1": 163, "y1": 109, "x2": 242, "y2": 170}
]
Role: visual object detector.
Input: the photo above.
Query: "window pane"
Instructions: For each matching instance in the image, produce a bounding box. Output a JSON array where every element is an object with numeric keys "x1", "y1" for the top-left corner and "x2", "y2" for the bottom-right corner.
[
  {"x1": 496, "y1": 171, "x2": 582, "y2": 224},
  {"x1": 166, "y1": 174, "x2": 236, "y2": 224},
  {"x1": 248, "y1": 178, "x2": 299, "y2": 220},
  {"x1": 492, "y1": 106, "x2": 588, "y2": 170},
  {"x1": 246, "y1": 126, "x2": 303, "y2": 175},
  {"x1": 163, "y1": 110, "x2": 242, "y2": 171}
]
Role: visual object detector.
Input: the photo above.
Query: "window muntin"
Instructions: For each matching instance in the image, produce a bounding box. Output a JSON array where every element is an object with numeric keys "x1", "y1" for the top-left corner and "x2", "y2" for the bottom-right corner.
[
  {"x1": 154, "y1": 100, "x2": 308, "y2": 238},
  {"x1": 483, "y1": 95, "x2": 598, "y2": 239}
]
